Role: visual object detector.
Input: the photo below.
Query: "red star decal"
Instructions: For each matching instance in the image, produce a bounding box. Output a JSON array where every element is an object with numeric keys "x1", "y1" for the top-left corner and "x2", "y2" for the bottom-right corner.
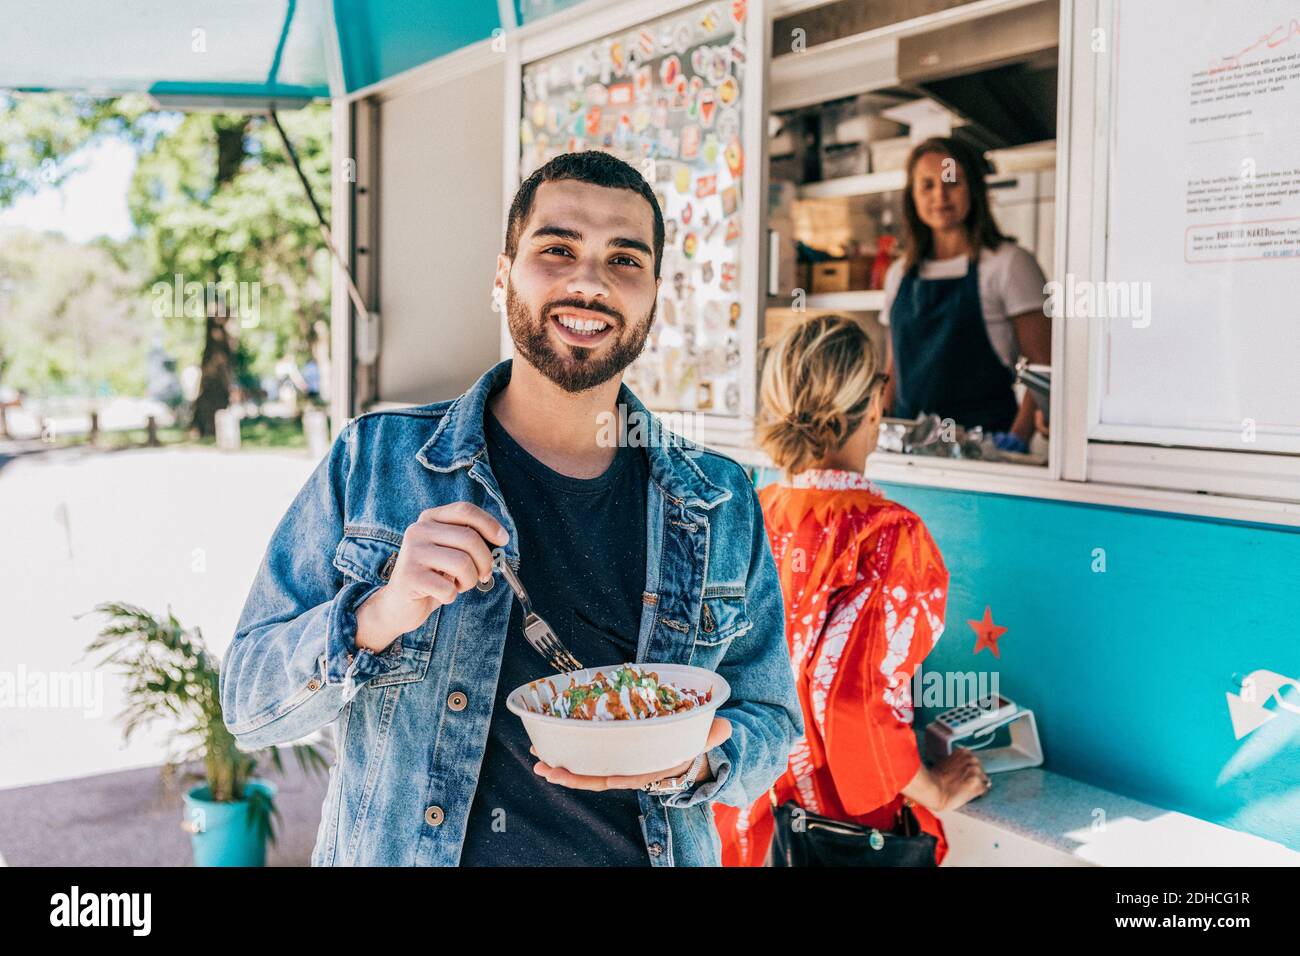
[{"x1": 969, "y1": 606, "x2": 1007, "y2": 658}]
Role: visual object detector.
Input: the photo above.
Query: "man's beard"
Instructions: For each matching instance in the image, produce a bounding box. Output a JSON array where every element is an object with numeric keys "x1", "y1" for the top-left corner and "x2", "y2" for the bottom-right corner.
[{"x1": 505, "y1": 285, "x2": 655, "y2": 394}]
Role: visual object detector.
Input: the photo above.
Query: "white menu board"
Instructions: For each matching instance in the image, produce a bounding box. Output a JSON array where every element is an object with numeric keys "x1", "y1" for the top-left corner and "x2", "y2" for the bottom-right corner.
[
  {"x1": 519, "y1": 0, "x2": 751, "y2": 416},
  {"x1": 1100, "y1": 0, "x2": 1300, "y2": 453}
]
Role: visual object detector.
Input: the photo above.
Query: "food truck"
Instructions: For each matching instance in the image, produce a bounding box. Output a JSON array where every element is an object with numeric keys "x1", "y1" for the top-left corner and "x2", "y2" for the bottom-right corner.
[
  {"x1": 330, "y1": 0, "x2": 1298, "y2": 863},
  {"x1": 7, "y1": 0, "x2": 1296, "y2": 864}
]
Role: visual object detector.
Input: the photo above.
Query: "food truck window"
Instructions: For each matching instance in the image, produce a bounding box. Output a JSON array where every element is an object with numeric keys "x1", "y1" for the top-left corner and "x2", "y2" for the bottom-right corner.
[{"x1": 766, "y1": 77, "x2": 1058, "y2": 470}]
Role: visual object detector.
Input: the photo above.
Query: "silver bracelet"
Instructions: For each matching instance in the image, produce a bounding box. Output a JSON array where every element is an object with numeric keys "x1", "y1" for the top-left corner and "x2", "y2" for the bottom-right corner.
[
  {"x1": 645, "y1": 752, "x2": 708, "y2": 795},
  {"x1": 682, "y1": 751, "x2": 709, "y2": 788}
]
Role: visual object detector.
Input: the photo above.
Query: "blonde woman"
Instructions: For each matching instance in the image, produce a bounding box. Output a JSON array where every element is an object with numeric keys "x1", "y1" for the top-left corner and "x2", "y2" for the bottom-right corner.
[{"x1": 713, "y1": 315, "x2": 989, "y2": 866}]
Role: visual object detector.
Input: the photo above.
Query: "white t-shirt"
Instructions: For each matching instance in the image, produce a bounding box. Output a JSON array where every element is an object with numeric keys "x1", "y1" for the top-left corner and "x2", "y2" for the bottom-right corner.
[{"x1": 880, "y1": 241, "x2": 1047, "y2": 369}]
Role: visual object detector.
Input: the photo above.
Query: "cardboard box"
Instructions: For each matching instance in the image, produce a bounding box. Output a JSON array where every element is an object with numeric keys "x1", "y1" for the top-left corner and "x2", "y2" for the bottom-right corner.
[{"x1": 810, "y1": 261, "x2": 851, "y2": 293}]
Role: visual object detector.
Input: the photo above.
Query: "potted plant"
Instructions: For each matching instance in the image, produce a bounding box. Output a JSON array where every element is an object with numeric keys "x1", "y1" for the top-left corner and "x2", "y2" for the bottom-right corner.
[{"x1": 83, "y1": 602, "x2": 328, "y2": 866}]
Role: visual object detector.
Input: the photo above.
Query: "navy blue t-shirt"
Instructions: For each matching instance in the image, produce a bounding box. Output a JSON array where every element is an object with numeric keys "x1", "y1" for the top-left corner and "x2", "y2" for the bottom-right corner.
[{"x1": 458, "y1": 406, "x2": 651, "y2": 866}]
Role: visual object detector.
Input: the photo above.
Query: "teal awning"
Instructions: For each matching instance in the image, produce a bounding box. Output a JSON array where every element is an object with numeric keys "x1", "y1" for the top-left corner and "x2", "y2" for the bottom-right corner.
[{"x1": 0, "y1": 0, "x2": 506, "y2": 104}]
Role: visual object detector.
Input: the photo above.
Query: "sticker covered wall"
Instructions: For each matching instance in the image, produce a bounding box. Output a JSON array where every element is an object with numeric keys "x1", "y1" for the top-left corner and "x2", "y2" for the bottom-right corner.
[{"x1": 519, "y1": 1, "x2": 749, "y2": 416}]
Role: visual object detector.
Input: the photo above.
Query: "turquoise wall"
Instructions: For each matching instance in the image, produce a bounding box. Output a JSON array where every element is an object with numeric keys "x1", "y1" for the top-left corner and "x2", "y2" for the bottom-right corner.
[{"x1": 753, "y1": 469, "x2": 1300, "y2": 851}]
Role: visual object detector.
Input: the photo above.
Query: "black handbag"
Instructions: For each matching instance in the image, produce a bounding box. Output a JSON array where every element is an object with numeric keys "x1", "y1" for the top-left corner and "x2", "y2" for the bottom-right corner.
[{"x1": 768, "y1": 792, "x2": 938, "y2": 867}]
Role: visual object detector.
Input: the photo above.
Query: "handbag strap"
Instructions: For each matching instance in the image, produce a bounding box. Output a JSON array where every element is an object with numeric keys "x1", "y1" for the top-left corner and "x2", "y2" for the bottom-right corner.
[
  {"x1": 772, "y1": 789, "x2": 919, "y2": 834},
  {"x1": 898, "y1": 797, "x2": 917, "y2": 836}
]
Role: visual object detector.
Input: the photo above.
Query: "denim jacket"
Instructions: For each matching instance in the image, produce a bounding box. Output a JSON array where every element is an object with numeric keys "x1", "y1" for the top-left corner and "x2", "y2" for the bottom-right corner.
[{"x1": 220, "y1": 359, "x2": 802, "y2": 866}]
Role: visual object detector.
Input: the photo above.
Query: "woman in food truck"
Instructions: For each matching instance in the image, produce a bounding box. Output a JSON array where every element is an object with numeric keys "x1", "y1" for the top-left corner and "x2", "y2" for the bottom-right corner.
[
  {"x1": 882, "y1": 137, "x2": 1052, "y2": 452},
  {"x1": 713, "y1": 315, "x2": 990, "y2": 867}
]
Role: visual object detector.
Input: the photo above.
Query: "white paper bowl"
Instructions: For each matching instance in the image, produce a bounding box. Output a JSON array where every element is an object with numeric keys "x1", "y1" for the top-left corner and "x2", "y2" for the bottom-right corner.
[{"x1": 505, "y1": 663, "x2": 731, "y2": 777}]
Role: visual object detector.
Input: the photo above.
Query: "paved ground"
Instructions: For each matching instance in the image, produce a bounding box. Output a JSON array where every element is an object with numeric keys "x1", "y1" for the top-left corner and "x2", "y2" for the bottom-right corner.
[
  {"x1": 0, "y1": 440, "x2": 322, "y2": 864},
  {"x1": 0, "y1": 756, "x2": 329, "y2": 866}
]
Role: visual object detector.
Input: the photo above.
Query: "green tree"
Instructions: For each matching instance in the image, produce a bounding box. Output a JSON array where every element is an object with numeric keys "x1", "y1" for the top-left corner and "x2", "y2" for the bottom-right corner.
[
  {"x1": 129, "y1": 107, "x2": 332, "y2": 435},
  {"x1": 0, "y1": 228, "x2": 147, "y2": 397},
  {"x1": 0, "y1": 92, "x2": 149, "y2": 206},
  {"x1": 0, "y1": 92, "x2": 151, "y2": 403},
  {"x1": 0, "y1": 94, "x2": 331, "y2": 430}
]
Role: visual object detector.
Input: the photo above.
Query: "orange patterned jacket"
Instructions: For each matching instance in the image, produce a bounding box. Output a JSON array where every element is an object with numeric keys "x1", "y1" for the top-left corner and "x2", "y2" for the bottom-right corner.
[{"x1": 713, "y1": 468, "x2": 951, "y2": 866}]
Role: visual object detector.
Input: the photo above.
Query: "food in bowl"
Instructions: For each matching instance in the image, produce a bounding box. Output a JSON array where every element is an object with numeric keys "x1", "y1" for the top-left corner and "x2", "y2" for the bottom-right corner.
[
  {"x1": 519, "y1": 664, "x2": 712, "y2": 721},
  {"x1": 506, "y1": 663, "x2": 730, "y2": 776}
]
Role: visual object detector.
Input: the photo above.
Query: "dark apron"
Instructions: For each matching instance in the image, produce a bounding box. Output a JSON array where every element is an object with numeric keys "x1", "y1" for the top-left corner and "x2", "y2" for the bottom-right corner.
[{"x1": 889, "y1": 255, "x2": 1017, "y2": 432}]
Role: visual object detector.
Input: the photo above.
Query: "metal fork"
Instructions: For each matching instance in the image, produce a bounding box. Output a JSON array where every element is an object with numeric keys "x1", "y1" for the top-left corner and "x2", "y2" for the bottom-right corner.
[{"x1": 493, "y1": 549, "x2": 583, "y2": 674}]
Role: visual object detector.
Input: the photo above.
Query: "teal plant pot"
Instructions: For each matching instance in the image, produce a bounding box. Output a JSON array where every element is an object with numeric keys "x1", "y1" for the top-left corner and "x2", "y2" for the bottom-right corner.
[{"x1": 183, "y1": 779, "x2": 276, "y2": 867}]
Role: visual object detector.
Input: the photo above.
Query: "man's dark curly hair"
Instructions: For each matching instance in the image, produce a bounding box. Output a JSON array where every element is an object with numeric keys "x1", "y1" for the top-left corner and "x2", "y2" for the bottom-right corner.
[{"x1": 505, "y1": 151, "x2": 665, "y2": 279}]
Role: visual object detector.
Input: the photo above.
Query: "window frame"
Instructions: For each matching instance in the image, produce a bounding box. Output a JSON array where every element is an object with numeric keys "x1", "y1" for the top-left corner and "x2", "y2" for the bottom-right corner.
[{"x1": 1065, "y1": 0, "x2": 1300, "y2": 515}]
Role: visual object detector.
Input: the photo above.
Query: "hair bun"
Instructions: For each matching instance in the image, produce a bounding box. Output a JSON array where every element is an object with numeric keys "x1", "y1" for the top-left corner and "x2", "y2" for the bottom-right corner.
[
  {"x1": 776, "y1": 407, "x2": 843, "y2": 456},
  {"x1": 756, "y1": 314, "x2": 881, "y2": 475}
]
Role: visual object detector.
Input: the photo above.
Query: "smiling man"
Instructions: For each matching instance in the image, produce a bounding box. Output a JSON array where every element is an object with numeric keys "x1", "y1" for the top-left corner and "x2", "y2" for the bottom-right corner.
[{"x1": 220, "y1": 151, "x2": 802, "y2": 866}]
